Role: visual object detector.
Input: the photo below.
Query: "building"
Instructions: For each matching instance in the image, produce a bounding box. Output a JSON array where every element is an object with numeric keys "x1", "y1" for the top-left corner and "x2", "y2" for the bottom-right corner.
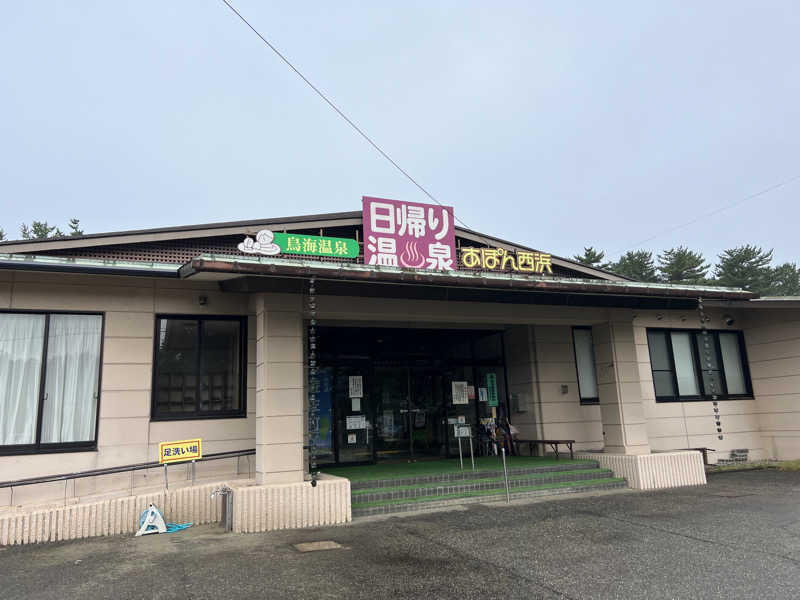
[{"x1": 1, "y1": 197, "x2": 798, "y2": 542}]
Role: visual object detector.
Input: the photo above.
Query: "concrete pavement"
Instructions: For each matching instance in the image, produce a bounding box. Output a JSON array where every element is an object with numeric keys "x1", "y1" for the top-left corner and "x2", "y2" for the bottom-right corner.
[{"x1": 1, "y1": 470, "x2": 799, "y2": 599}]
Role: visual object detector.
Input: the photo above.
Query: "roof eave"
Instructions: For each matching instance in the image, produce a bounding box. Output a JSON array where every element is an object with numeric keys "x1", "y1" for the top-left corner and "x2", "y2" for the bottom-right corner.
[{"x1": 181, "y1": 256, "x2": 756, "y2": 301}]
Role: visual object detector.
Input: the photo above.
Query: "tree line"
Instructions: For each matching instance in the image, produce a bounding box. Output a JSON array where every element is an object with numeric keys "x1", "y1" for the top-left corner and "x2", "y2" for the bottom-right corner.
[
  {"x1": 573, "y1": 245, "x2": 799, "y2": 296},
  {"x1": 0, "y1": 219, "x2": 83, "y2": 242}
]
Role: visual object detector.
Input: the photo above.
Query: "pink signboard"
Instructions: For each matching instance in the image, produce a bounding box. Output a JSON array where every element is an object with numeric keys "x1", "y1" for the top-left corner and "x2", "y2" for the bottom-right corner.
[{"x1": 362, "y1": 196, "x2": 456, "y2": 270}]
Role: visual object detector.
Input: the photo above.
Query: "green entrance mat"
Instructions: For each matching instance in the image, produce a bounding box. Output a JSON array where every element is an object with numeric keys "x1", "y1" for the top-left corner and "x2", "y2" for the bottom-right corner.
[
  {"x1": 351, "y1": 477, "x2": 626, "y2": 509},
  {"x1": 350, "y1": 468, "x2": 612, "y2": 496},
  {"x1": 323, "y1": 456, "x2": 593, "y2": 482}
]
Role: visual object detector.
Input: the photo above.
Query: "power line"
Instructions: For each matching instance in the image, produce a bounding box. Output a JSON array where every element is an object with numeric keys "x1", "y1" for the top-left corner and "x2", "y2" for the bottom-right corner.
[
  {"x1": 615, "y1": 173, "x2": 800, "y2": 255},
  {"x1": 218, "y1": 0, "x2": 481, "y2": 236}
]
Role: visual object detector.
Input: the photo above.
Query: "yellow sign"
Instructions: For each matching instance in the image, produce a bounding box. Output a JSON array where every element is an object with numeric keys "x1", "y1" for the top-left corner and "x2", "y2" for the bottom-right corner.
[
  {"x1": 159, "y1": 439, "x2": 202, "y2": 464},
  {"x1": 460, "y1": 247, "x2": 553, "y2": 274}
]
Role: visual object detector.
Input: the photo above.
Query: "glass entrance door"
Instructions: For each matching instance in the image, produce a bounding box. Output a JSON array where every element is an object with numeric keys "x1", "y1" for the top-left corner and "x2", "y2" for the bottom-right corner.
[
  {"x1": 374, "y1": 367, "x2": 410, "y2": 460},
  {"x1": 374, "y1": 367, "x2": 448, "y2": 461},
  {"x1": 410, "y1": 369, "x2": 446, "y2": 458}
]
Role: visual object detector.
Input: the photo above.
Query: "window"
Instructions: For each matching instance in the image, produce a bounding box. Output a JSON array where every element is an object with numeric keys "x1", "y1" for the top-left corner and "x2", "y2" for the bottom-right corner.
[
  {"x1": 646, "y1": 328, "x2": 752, "y2": 402},
  {"x1": 0, "y1": 312, "x2": 103, "y2": 454},
  {"x1": 152, "y1": 316, "x2": 246, "y2": 420},
  {"x1": 572, "y1": 327, "x2": 599, "y2": 404}
]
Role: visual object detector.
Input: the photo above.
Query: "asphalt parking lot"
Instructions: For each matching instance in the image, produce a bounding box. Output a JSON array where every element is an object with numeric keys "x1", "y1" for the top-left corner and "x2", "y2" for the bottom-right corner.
[{"x1": 1, "y1": 470, "x2": 799, "y2": 600}]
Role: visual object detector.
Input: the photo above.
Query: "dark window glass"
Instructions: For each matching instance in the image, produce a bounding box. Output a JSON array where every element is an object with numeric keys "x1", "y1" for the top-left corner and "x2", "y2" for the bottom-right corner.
[
  {"x1": 647, "y1": 330, "x2": 677, "y2": 398},
  {"x1": 153, "y1": 317, "x2": 245, "y2": 419},
  {"x1": 647, "y1": 328, "x2": 751, "y2": 402},
  {"x1": 200, "y1": 320, "x2": 241, "y2": 413},
  {"x1": 473, "y1": 332, "x2": 503, "y2": 361},
  {"x1": 694, "y1": 332, "x2": 724, "y2": 397}
]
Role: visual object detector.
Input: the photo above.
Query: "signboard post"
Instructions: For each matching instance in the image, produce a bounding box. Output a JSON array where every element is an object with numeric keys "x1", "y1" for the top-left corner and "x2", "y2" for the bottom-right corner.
[
  {"x1": 159, "y1": 438, "x2": 202, "y2": 464},
  {"x1": 454, "y1": 425, "x2": 474, "y2": 471},
  {"x1": 159, "y1": 438, "x2": 202, "y2": 488}
]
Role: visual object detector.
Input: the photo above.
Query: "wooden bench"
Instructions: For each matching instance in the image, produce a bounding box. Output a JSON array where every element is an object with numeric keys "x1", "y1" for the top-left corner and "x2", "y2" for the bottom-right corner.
[{"x1": 515, "y1": 439, "x2": 575, "y2": 460}]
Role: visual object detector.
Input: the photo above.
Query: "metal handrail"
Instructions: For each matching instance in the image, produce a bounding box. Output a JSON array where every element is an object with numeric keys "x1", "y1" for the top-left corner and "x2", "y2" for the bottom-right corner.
[{"x1": 0, "y1": 448, "x2": 255, "y2": 489}]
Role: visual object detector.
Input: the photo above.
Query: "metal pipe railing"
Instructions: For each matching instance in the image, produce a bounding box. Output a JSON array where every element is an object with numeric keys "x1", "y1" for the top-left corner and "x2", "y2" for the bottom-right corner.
[{"x1": 0, "y1": 448, "x2": 255, "y2": 489}]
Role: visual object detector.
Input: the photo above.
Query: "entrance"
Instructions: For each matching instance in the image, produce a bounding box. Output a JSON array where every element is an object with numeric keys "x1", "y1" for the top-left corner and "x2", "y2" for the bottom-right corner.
[
  {"x1": 374, "y1": 367, "x2": 446, "y2": 460},
  {"x1": 313, "y1": 326, "x2": 510, "y2": 465}
]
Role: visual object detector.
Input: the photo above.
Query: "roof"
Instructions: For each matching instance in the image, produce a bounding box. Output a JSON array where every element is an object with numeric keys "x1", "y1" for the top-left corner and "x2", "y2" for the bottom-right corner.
[
  {"x1": 0, "y1": 210, "x2": 626, "y2": 282},
  {"x1": 183, "y1": 253, "x2": 756, "y2": 301},
  {"x1": 0, "y1": 251, "x2": 755, "y2": 309}
]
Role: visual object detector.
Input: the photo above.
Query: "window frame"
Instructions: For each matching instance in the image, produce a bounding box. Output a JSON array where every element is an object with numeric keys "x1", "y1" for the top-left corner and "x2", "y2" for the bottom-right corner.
[
  {"x1": 572, "y1": 326, "x2": 599, "y2": 405},
  {"x1": 0, "y1": 309, "x2": 104, "y2": 456},
  {"x1": 646, "y1": 327, "x2": 753, "y2": 403},
  {"x1": 151, "y1": 314, "x2": 248, "y2": 421}
]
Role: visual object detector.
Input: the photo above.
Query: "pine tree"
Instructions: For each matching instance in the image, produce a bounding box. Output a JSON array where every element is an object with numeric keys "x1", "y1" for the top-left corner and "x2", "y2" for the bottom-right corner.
[
  {"x1": 767, "y1": 262, "x2": 800, "y2": 296},
  {"x1": 68, "y1": 218, "x2": 84, "y2": 237},
  {"x1": 714, "y1": 245, "x2": 774, "y2": 293},
  {"x1": 0, "y1": 228, "x2": 5, "y2": 241},
  {"x1": 657, "y1": 247, "x2": 709, "y2": 283},
  {"x1": 21, "y1": 221, "x2": 63, "y2": 240},
  {"x1": 573, "y1": 246, "x2": 610, "y2": 270},
  {"x1": 611, "y1": 250, "x2": 659, "y2": 282},
  {"x1": 17, "y1": 219, "x2": 84, "y2": 240}
]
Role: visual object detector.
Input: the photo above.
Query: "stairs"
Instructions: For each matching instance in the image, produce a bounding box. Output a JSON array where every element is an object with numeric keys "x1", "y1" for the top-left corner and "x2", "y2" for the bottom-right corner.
[{"x1": 351, "y1": 460, "x2": 626, "y2": 517}]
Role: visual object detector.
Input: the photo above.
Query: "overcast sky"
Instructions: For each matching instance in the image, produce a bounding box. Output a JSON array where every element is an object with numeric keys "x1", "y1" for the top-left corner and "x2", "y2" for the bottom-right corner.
[{"x1": 2, "y1": 2, "x2": 798, "y2": 264}]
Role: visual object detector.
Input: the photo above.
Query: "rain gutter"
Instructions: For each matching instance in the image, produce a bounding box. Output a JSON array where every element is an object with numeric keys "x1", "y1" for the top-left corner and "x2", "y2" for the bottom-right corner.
[{"x1": 180, "y1": 254, "x2": 757, "y2": 301}]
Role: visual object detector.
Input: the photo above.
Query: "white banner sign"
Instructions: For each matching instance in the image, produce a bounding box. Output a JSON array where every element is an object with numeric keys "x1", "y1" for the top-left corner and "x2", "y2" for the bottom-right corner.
[
  {"x1": 454, "y1": 425, "x2": 471, "y2": 438},
  {"x1": 452, "y1": 381, "x2": 469, "y2": 405},
  {"x1": 349, "y1": 375, "x2": 363, "y2": 399},
  {"x1": 346, "y1": 415, "x2": 367, "y2": 430}
]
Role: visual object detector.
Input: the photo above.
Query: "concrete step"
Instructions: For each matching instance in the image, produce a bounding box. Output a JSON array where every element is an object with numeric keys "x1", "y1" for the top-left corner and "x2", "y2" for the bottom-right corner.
[
  {"x1": 352, "y1": 477, "x2": 627, "y2": 518},
  {"x1": 352, "y1": 468, "x2": 616, "y2": 504},
  {"x1": 348, "y1": 460, "x2": 601, "y2": 491}
]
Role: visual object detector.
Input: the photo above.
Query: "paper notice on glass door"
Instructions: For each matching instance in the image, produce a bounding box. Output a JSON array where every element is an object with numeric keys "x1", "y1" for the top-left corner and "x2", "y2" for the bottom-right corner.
[
  {"x1": 452, "y1": 381, "x2": 469, "y2": 405},
  {"x1": 346, "y1": 415, "x2": 367, "y2": 430},
  {"x1": 349, "y1": 375, "x2": 363, "y2": 398}
]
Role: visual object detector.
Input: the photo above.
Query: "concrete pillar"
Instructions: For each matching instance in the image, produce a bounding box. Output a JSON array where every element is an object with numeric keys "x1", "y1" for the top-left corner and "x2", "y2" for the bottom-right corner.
[
  {"x1": 593, "y1": 313, "x2": 650, "y2": 455},
  {"x1": 252, "y1": 293, "x2": 306, "y2": 484}
]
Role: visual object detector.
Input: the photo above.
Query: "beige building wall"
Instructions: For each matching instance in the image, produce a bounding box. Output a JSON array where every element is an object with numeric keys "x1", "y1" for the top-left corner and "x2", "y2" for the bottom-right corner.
[
  {"x1": 0, "y1": 271, "x2": 256, "y2": 507},
  {"x1": 504, "y1": 325, "x2": 541, "y2": 439},
  {"x1": 4, "y1": 271, "x2": 800, "y2": 509},
  {"x1": 531, "y1": 325, "x2": 603, "y2": 451},
  {"x1": 742, "y1": 307, "x2": 800, "y2": 460},
  {"x1": 633, "y1": 308, "x2": 767, "y2": 463}
]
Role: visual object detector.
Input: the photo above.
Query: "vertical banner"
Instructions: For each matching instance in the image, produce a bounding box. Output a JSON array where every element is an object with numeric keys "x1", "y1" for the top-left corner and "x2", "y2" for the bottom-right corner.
[
  {"x1": 362, "y1": 196, "x2": 456, "y2": 270},
  {"x1": 487, "y1": 373, "x2": 499, "y2": 407},
  {"x1": 314, "y1": 368, "x2": 333, "y2": 460}
]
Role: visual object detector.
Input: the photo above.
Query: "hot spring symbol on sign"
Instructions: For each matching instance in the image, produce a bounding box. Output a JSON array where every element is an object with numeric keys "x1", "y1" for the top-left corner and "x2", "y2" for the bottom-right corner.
[{"x1": 399, "y1": 239, "x2": 426, "y2": 268}]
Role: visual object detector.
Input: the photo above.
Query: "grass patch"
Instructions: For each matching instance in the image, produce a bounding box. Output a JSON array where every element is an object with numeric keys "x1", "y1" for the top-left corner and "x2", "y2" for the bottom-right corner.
[
  {"x1": 776, "y1": 460, "x2": 800, "y2": 471},
  {"x1": 323, "y1": 456, "x2": 593, "y2": 482},
  {"x1": 707, "y1": 459, "x2": 800, "y2": 473},
  {"x1": 351, "y1": 468, "x2": 612, "y2": 495},
  {"x1": 352, "y1": 477, "x2": 625, "y2": 508}
]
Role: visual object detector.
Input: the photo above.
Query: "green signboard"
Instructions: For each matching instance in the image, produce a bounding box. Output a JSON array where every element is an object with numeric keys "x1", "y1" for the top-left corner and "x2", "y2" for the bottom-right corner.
[
  {"x1": 487, "y1": 373, "x2": 498, "y2": 407},
  {"x1": 273, "y1": 232, "x2": 359, "y2": 259}
]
